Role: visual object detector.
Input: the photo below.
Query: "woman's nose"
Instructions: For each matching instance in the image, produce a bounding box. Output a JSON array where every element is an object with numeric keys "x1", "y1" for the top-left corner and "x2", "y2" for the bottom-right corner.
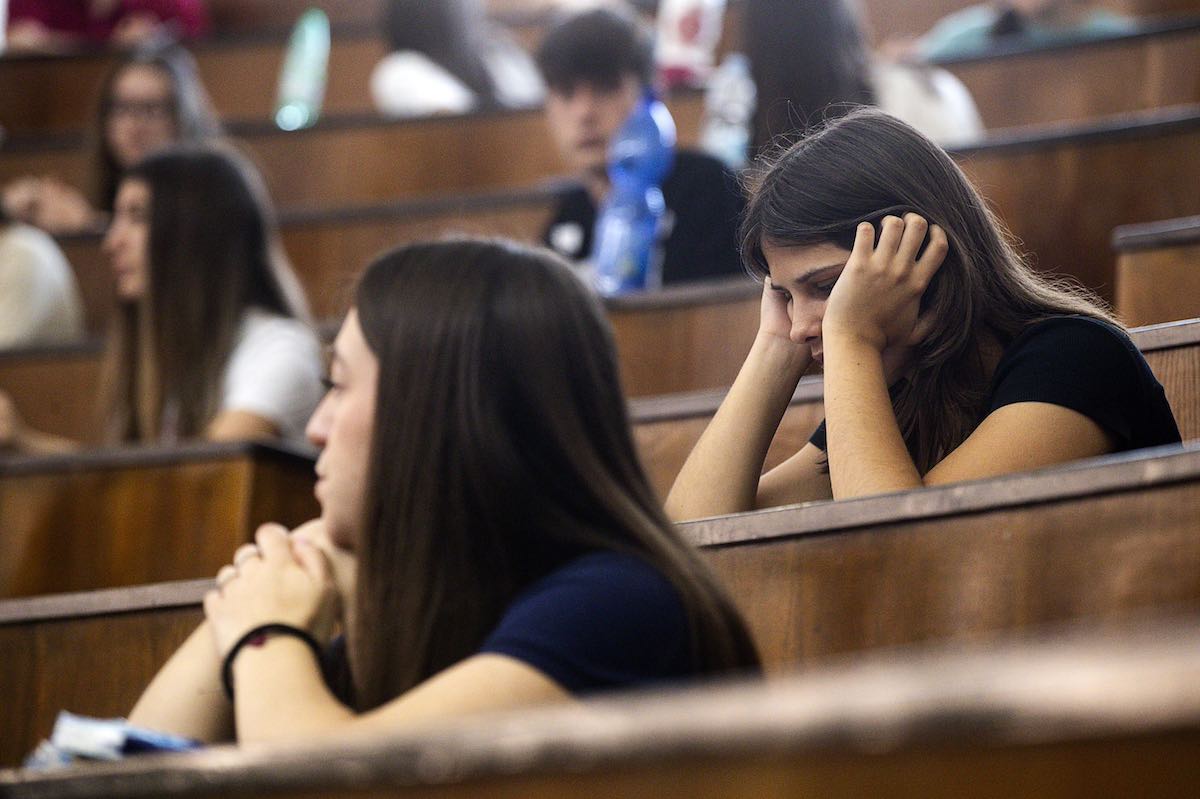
[{"x1": 789, "y1": 301, "x2": 822, "y2": 343}]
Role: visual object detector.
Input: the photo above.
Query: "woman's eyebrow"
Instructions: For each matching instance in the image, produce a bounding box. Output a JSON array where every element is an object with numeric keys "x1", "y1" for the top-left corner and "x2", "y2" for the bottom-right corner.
[{"x1": 794, "y1": 263, "x2": 844, "y2": 285}]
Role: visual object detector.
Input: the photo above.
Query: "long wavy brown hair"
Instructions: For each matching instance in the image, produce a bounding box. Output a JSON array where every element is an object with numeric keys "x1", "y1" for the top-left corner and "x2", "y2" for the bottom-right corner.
[
  {"x1": 100, "y1": 145, "x2": 308, "y2": 443},
  {"x1": 347, "y1": 239, "x2": 760, "y2": 710},
  {"x1": 741, "y1": 108, "x2": 1116, "y2": 474}
]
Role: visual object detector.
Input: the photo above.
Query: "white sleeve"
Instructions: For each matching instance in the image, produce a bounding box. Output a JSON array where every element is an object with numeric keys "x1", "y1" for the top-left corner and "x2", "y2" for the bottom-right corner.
[
  {"x1": 871, "y1": 61, "x2": 984, "y2": 148},
  {"x1": 220, "y1": 314, "x2": 324, "y2": 443},
  {"x1": 0, "y1": 225, "x2": 84, "y2": 348}
]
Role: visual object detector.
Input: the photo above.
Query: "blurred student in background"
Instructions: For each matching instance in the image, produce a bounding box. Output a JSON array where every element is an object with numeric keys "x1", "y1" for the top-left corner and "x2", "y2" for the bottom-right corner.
[
  {"x1": 535, "y1": 4, "x2": 744, "y2": 285},
  {"x1": 0, "y1": 204, "x2": 84, "y2": 349},
  {"x1": 744, "y1": 0, "x2": 983, "y2": 151},
  {"x1": 5, "y1": 0, "x2": 209, "y2": 53},
  {"x1": 1, "y1": 44, "x2": 220, "y2": 235},
  {"x1": 370, "y1": 0, "x2": 542, "y2": 118},
  {"x1": 915, "y1": 0, "x2": 1136, "y2": 60},
  {"x1": 0, "y1": 146, "x2": 322, "y2": 453}
]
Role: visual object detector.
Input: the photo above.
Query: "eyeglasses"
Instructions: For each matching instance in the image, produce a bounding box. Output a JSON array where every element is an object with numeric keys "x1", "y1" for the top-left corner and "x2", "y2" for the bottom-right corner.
[{"x1": 107, "y1": 99, "x2": 175, "y2": 121}]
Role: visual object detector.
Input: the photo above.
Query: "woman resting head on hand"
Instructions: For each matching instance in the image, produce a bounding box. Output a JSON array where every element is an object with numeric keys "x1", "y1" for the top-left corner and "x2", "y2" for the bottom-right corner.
[
  {"x1": 666, "y1": 107, "x2": 1180, "y2": 519},
  {"x1": 129, "y1": 239, "x2": 761, "y2": 745}
]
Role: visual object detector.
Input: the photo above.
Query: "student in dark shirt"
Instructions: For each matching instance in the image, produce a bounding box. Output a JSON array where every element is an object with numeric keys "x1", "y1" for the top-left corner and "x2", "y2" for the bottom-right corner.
[
  {"x1": 535, "y1": 5, "x2": 745, "y2": 285},
  {"x1": 128, "y1": 239, "x2": 760, "y2": 744},
  {"x1": 667, "y1": 108, "x2": 1180, "y2": 519}
]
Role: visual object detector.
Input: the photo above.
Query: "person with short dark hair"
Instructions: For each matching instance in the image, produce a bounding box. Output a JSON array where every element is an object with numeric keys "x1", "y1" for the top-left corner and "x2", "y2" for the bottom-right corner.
[{"x1": 536, "y1": 5, "x2": 745, "y2": 285}]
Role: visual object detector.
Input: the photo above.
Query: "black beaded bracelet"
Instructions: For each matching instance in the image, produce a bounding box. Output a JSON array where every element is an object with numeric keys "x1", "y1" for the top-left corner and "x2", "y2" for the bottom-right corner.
[{"x1": 221, "y1": 623, "x2": 324, "y2": 702}]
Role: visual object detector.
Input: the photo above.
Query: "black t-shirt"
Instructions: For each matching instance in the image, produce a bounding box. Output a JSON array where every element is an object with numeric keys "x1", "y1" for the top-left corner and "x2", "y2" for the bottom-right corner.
[
  {"x1": 320, "y1": 551, "x2": 698, "y2": 703},
  {"x1": 809, "y1": 316, "x2": 1181, "y2": 453},
  {"x1": 542, "y1": 150, "x2": 746, "y2": 285}
]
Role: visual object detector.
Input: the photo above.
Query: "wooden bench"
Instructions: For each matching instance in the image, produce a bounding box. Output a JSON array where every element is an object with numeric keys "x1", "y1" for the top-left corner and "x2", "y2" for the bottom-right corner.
[
  {"x1": 0, "y1": 94, "x2": 707, "y2": 210},
  {"x1": 0, "y1": 580, "x2": 204, "y2": 768},
  {"x1": 1113, "y1": 215, "x2": 1200, "y2": 326},
  {"x1": 951, "y1": 104, "x2": 1200, "y2": 304},
  {"x1": 0, "y1": 441, "x2": 318, "y2": 598},
  {"x1": 0, "y1": 277, "x2": 760, "y2": 430},
  {"x1": 3, "y1": 607, "x2": 1200, "y2": 792},
  {"x1": 858, "y1": 0, "x2": 1200, "y2": 44},
  {"x1": 941, "y1": 19, "x2": 1200, "y2": 129},
  {"x1": 0, "y1": 31, "x2": 388, "y2": 136},
  {"x1": 57, "y1": 186, "x2": 563, "y2": 333}
]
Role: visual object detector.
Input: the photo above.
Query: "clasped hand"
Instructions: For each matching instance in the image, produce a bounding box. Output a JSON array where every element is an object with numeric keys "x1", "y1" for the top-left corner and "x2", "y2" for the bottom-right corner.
[
  {"x1": 824, "y1": 213, "x2": 948, "y2": 352},
  {"x1": 204, "y1": 521, "x2": 343, "y2": 658}
]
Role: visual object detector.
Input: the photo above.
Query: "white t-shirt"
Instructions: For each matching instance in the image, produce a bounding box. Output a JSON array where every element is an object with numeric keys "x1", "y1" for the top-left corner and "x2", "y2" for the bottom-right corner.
[
  {"x1": 871, "y1": 60, "x2": 984, "y2": 148},
  {"x1": 0, "y1": 223, "x2": 84, "y2": 348},
  {"x1": 220, "y1": 309, "x2": 324, "y2": 445}
]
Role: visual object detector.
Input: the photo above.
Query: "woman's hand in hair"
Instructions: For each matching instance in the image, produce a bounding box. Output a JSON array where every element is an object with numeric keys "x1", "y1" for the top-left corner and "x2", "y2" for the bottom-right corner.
[
  {"x1": 822, "y1": 214, "x2": 948, "y2": 353},
  {"x1": 204, "y1": 523, "x2": 341, "y2": 658}
]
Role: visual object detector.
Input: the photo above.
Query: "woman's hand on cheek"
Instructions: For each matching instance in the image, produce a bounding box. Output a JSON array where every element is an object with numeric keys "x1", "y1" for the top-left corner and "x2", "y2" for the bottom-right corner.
[
  {"x1": 757, "y1": 276, "x2": 797, "y2": 345},
  {"x1": 204, "y1": 523, "x2": 341, "y2": 658},
  {"x1": 822, "y1": 214, "x2": 947, "y2": 352}
]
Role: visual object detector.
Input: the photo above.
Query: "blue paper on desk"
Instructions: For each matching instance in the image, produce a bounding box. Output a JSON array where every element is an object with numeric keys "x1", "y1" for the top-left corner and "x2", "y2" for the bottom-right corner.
[{"x1": 24, "y1": 711, "x2": 203, "y2": 770}]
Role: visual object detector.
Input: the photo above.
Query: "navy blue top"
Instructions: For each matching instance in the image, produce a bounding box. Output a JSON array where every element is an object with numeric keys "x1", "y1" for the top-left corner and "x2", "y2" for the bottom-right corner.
[
  {"x1": 479, "y1": 551, "x2": 695, "y2": 695},
  {"x1": 809, "y1": 316, "x2": 1181, "y2": 452}
]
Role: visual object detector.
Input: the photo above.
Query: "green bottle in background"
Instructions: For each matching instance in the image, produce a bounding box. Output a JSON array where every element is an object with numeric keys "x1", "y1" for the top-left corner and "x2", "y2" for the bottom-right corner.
[{"x1": 275, "y1": 8, "x2": 330, "y2": 131}]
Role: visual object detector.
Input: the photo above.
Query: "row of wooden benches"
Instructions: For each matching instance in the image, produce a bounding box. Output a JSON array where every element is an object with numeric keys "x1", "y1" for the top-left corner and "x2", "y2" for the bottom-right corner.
[
  {"x1": 7, "y1": 101, "x2": 1199, "y2": 316},
  {"x1": 2, "y1": 435, "x2": 1200, "y2": 771},
  {"x1": 2, "y1": 14, "x2": 1198, "y2": 135},
  {"x1": 2, "y1": 317, "x2": 1196, "y2": 603}
]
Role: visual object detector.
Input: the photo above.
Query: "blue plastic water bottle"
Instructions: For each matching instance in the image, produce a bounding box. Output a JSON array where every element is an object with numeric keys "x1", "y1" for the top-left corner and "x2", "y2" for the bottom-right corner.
[{"x1": 591, "y1": 91, "x2": 677, "y2": 295}]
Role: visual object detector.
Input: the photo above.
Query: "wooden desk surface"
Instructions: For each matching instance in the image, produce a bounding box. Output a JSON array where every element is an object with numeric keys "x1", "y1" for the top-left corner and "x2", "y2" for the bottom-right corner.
[
  {"x1": 944, "y1": 19, "x2": 1200, "y2": 129},
  {"x1": 0, "y1": 441, "x2": 318, "y2": 598},
  {"x1": 5, "y1": 615, "x2": 1200, "y2": 795},
  {"x1": 0, "y1": 94, "x2": 707, "y2": 211},
  {"x1": 1114, "y1": 213, "x2": 1200, "y2": 324}
]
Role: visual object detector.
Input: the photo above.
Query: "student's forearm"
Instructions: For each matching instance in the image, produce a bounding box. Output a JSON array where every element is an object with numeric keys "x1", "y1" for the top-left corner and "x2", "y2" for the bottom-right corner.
[
  {"x1": 666, "y1": 334, "x2": 811, "y2": 519},
  {"x1": 232, "y1": 636, "x2": 354, "y2": 744},
  {"x1": 128, "y1": 622, "x2": 234, "y2": 743},
  {"x1": 823, "y1": 338, "x2": 922, "y2": 499}
]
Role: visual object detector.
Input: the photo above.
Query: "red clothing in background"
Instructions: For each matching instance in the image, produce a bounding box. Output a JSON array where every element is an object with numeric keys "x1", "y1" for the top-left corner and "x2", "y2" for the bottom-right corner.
[{"x1": 10, "y1": 0, "x2": 210, "y2": 43}]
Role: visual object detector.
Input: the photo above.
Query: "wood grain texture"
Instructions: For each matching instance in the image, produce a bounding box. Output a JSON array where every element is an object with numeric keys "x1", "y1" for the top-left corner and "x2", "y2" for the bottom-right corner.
[
  {"x1": 0, "y1": 601, "x2": 202, "y2": 768},
  {"x1": 0, "y1": 444, "x2": 318, "y2": 598},
  {"x1": 1116, "y1": 243, "x2": 1200, "y2": 326},
  {"x1": 946, "y1": 23, "x2": 1200, "y2": 128},
  {"x1": 954, "y1": 108, "x2": 1200, "y2": 303},
  {"x1": 58, "y1": 192, "x2": 559, "y2": 332},
  {"x1": 6, "y1": 614, "x2": 1200, "y2": 795},
  {"x1": 0, "y1": 95, "x2": 705, "y2": 211}
]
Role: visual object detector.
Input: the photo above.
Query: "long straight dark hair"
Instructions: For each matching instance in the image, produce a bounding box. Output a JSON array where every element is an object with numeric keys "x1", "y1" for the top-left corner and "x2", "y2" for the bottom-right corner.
[
  {"x1": 102, "y1": 145, "x2": 308, "y2": 442},
  {"x1": 91, "y1": 44, "x2": 221, "y2": 213},
  {"x1": 741, "y1": 108, "x2": 1116, "y2": 473},
  {"x1": 348, "y1": 239, "x2": 760, "y2": 710},
  {"x1": 744, "y1": 0, "x2": 876, "y2": 152}
]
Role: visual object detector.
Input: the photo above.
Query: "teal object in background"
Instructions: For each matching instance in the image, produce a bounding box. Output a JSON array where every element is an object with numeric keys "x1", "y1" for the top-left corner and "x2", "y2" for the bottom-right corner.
[{"x1": 275, "y1": 8, "x2": 331, "y2": 131}]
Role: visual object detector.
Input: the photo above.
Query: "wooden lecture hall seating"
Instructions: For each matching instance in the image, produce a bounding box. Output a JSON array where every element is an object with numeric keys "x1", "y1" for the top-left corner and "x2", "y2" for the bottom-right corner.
[
  {"x1": 0, "y1": 94, "x2": 707, "y2": 210},
  {"x1": 0, "y1": 441, "x2": 318, "y2": 599},
  {"x1": 6, "y1": 0, "x2": 1200, "y2": 792},
  {"x1": 15, "y1": 102, "x2": 1198, "y2": 343},
  {"x1": 3, "y1": 448, "x2": 1200, "y2": 771},
  {"x1": 1114, "y1": 215, "x2": 1200, "y2": 326},
  {"x1": 941, "y1": 17, "x2": 1200, "y2": 129}
]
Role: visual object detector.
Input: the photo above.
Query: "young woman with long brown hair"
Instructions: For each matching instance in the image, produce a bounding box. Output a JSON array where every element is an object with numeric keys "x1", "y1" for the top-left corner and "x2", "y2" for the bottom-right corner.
[
  {"x1": 666, "y1": 108, "x2": 1180, "y2": 519},
  {"x1": 128, "y1": 239, "x2": 760, "y2": 743},
  {"x1": 0, "y1": 145, "x2": 320, "y2": 452}
]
